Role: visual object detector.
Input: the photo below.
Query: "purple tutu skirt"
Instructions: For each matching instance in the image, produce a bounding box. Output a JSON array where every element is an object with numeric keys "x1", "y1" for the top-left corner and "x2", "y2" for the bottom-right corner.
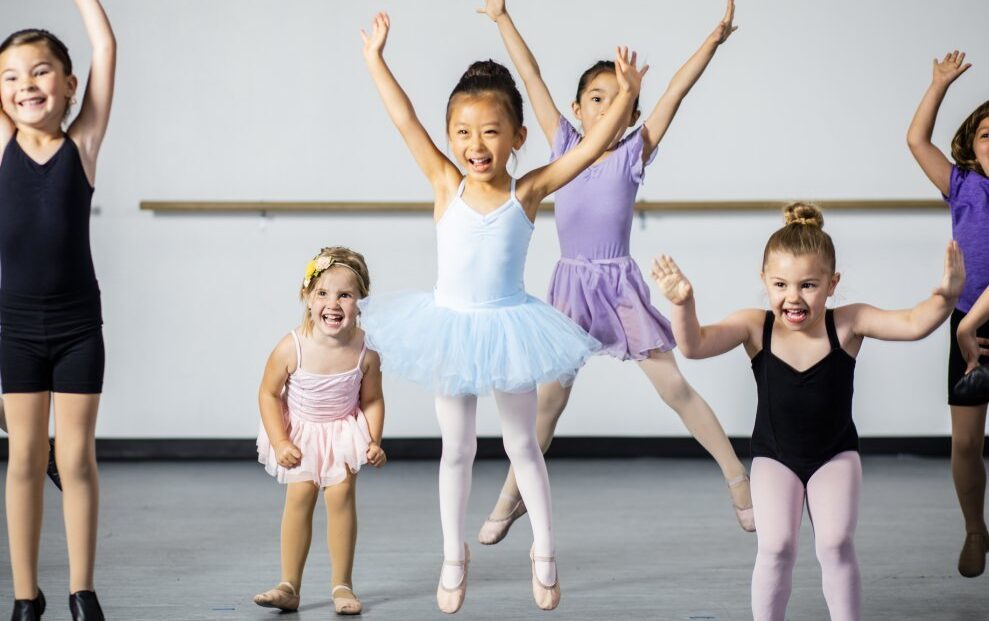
[{"x1": 547, "y1": 256, "x2": 676, "y2": 361}]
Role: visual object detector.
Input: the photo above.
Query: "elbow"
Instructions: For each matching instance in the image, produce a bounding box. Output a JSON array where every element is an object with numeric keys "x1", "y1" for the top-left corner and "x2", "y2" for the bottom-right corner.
[{"x1": 676, "y1": 340, "x2": 701, "y2": 359}]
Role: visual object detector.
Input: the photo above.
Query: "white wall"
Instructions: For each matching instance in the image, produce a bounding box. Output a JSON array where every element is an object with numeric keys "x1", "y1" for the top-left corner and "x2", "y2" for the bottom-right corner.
[{"x1": 1, "y1": 0, "x2": 985, "y2": 438}]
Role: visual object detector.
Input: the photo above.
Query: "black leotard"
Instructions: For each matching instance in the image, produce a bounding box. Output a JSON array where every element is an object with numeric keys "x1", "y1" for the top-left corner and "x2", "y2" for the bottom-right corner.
[
  {"x1": 750, "y1": 309, "x2": 858, "y2": 485},
  {"x1": 0, "y1": 136, "x2": 97, "y2": 296}
]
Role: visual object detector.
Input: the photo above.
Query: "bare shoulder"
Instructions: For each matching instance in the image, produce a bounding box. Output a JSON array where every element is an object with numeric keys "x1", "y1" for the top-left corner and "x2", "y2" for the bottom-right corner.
[{"x1": 270, "y1": 331, "x2": 299, "y2": 373}]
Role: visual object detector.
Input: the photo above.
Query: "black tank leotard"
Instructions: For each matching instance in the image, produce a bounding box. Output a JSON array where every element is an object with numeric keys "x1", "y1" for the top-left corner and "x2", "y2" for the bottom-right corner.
[{"x1": 750, "y1": 309, "x2": 858, "y2": 486}]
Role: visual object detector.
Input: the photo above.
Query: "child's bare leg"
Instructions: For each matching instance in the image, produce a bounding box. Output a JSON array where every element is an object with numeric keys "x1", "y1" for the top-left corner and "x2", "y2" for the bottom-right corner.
[
  {"x1": 53, "y1": 393, "x2": 100, "y2": 593},
  {"x1": 950, "y1": 403, "x2": 989, "y2": 576},
  {"x1": 324, "y1": 470, "x2": 358, "y2": 591},
  {"x1": 4, "y1": 392, "x2": 50, "y2": 599},
  {"x1": 639, "y1": 349, "x2": 752, "y2": 525},
  {"x1": 490, "y1": 381, "x2": 572, "y2": 520}
]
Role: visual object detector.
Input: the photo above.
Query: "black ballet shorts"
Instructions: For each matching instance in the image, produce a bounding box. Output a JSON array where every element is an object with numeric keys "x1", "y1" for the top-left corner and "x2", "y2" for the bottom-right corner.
[
  {"x1": 949, "y1": 308, "x2": 989, "y2": 407},
  {"x1": 0, "y1": 288, "x2": 104, "y2": 394}
]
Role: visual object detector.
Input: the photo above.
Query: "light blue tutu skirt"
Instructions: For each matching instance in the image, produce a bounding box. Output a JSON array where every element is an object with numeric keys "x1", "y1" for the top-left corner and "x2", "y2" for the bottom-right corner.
[{"x1": 359, "y1": 291, "x2": 600, "y2": 396}]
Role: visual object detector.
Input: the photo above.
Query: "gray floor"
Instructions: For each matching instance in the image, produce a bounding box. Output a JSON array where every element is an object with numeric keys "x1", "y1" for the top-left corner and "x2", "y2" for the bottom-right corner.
[{"x1": 1, "y1": 457, "x2": 987, "y2": 620}]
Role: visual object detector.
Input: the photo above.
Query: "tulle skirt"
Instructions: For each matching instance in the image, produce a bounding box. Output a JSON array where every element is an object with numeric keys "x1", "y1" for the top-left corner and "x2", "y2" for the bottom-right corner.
[
  {"x1": 257, "y1": 409, "x2": 371, "y2": 487},
  {"x1": 359, "y1": 291, "x2": 600, "y2": 396},
  {"x1": 548, "y1": 256, "x2": 675, "y2": 361}
]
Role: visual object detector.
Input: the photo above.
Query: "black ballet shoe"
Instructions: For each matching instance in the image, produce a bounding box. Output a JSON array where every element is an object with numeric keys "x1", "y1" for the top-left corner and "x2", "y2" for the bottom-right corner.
[
  {"x1": 954, "y1": 365, "x2": 989, "y2": 404},
  {"x1": 68, "y1": 591, "x2": 104, "y2": 621},
  {"x1": 10, "y1": 588, "x2": 45, "y2": 621},
  {"x1": 46, "y1": 438, "x2": 62, "y2": 491}
]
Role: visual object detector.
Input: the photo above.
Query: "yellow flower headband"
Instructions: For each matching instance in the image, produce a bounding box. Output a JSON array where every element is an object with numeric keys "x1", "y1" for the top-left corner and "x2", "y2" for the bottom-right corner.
[{"x1": 303, "y1": 255, "x2": 367, "y2": 293}]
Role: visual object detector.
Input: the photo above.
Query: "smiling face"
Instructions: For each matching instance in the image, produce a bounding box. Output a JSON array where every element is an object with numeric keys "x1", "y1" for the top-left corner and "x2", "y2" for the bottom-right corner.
[
  {"x1": 761, "y1": 251, "x2": 840, "y2": 332},
  {"x1": 307, "y1": 267, "x2": 362, "y2": 339},
  {"x1": 572, "y1": 72, "x2": 638, "y2": 148},
  {"x1": 972, "y1": 117, "x2": 989, "y2": 176},
  {"x1": 0, "y1": 42, "x2": 76, "y2": 131},
  {"x1": 447, "y1": 93, "x2": 526, "y2": 182}
]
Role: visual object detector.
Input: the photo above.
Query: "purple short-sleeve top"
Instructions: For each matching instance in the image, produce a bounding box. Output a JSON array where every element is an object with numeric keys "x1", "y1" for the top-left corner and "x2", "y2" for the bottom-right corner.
[{"x1": 946, "y1": 166, "x2": 989, "y2": 313}]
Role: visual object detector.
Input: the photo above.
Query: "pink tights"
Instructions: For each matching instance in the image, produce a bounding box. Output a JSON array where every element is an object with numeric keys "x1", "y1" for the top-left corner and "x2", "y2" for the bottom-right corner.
[{"x1": 750, "y1": 451, "x2": 862, "y2": 621}]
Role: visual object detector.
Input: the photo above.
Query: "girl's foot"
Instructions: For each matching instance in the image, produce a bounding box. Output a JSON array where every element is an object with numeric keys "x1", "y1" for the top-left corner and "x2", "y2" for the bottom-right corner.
[
  {"x1": 69, "y1": 590, "x2": 105, "y2": 621},
  {"x1": 958, "y1": 529, "x2": 989, "y2": 578},
  {"x1": 478, "y1": 494, "x2": 527, "y2": 545},
  {"x1": 253, "y1": 581, "x2": 300, "y2": 611},
  {"x1": 727, "y1": 473, "x2": 756, "y2": 532},
  {"x1": 437, "y1": 544, "x2": 469, "y2": 614},
  {"x1": 331, "y1": 585, "x2": 363, "y2": 615},
  {"x1": 11, "y1": 588, "x2": 45, "y2": 621},
  {"x1": 529, "y1": 545, "x2": 560, "y2": 611}
]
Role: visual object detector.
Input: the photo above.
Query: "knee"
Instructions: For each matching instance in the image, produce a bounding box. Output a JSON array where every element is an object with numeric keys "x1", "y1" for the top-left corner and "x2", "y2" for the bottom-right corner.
[
  {"x1": 658, "y1": 373, "x2": 694, "y2": 410},
  {"x1": 441, "y1": 438, "x2": 476, "y2": 469},
  {"x1": 55, "y1": 447, "x2": 98, "y2": 483},
  {"x1": 952, "y1": 432, "x2": 985, "y2": 459},
  {"x1": 815, "y1": 534, "x2": 855, "y2": 567},
  {"x1": 757, "y1": 536, "x2": 798, "y2": 568},
  {"x1": 6, "y1": 450, "x2": 47, "y2": 484},
  {"x1": 502, "y1": 433, "x2": 540, "y2": 464}
]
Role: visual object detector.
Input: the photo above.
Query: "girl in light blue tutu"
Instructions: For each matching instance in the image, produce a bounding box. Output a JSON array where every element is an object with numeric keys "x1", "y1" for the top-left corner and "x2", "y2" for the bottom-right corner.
[{"x1": 360, "y1": 12, "x2": 646, "y2": 613}]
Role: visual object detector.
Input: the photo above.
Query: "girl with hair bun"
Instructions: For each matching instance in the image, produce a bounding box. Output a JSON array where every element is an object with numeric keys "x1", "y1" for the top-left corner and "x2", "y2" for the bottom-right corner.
[
  {"x1": 907, "y1": 49, "x2": 989, "y2": 578},
  {"x1": 652, "y1": 203, "x2": 964, "y2": 621},
  {"x1": 359, "y1": 11, "x2": 645, "y2": 612},
  {"x1": 474, "y1": 0, "x2": 754, "y2": 543}
]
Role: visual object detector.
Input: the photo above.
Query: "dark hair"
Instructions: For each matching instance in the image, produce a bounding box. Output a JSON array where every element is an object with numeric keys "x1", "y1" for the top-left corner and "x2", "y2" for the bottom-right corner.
[
  {"x1": 0, "y1": 29, "x2": 73, "y2": 74},
  {"x1": 446, "y1": 60, "x2": 524, "y2": 130},
  {"x1": 575, "y1": 60, "x2": 640, "y2": 114},
  {"x1": 951, "y1": 100, "x2": 989, "y2": 176},
  {"x1": 762, "y1": 202, "x2": 836, "y2": 273}
]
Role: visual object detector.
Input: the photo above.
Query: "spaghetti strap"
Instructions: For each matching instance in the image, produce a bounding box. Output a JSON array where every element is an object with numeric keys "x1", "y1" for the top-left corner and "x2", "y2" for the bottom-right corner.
[
  {"x1": 455, "y1": 177, "x2": 467, "y2": 198},
  {"x1": 356, "y1": 342, "x2": 368, "y2": 370},
  {"x1": 509, "y1": 177, "x2": 518, "y2": 202},
  {"x1": 824, "y1": 309, "x2": 840, "y2": 350},
  {"x1": 290, "y1": 330, "x2": 303, "y2": 371},
  {"x1": 761, "y1": 310, "x2": 775, "y2": 351}
]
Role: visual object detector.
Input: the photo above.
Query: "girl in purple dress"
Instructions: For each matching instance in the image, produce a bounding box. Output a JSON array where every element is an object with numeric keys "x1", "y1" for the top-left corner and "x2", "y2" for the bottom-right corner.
[
  {"x1": 907, "y1": 49, "x2": 989, "y2": 578},
  {"x1": 475, "y1": 0, "x2": 754, "y2": 543}
]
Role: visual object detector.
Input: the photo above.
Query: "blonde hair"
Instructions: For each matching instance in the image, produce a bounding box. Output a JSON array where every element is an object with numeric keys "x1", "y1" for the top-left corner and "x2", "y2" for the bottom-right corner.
[
  {"x1": 951, "y1": 100, "x2": 989, "y2": 176},
  {"x1": 299, "y1": 246, "x2": 370, "y2": 337},
  {"x1": 762, "y1": 202, "x2": 836, "y2": 273}
]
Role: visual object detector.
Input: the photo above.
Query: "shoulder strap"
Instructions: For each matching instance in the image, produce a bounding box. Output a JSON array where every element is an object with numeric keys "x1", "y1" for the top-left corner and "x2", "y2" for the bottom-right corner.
[
  {"x1": 455, "y1": 177, "x2": 467, "y2": 198},
  {"x1": 762, "y1": 310, "x2": 774, "y2": 351},
  {"x1": 509, "y1": 176, "x2": 518, "y2": 202},
  {"x1": 290, "y1": 330, "x2": 302, "y2": 371},
  {"x1": 824, "y1": 309, "x2": 840, "y2": 350},
  {"x1": 357, "y1": 342, "x2": 368, "y2": 369}
]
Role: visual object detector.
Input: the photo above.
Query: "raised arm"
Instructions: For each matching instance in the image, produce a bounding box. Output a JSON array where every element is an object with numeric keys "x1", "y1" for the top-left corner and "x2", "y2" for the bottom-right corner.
[
  {"x1": 361, "y1": 13, "x2": 459, "y2": 203},
  {"x1": 846, "y1": 241, "x2": 964, "y2": 341},
  {"x1": 907, "y1": 51, "x2": 971, "y2": 196},
  {"x1": 640, "y1": 0, "x2": 736, "y2": 159},
  {"x1": 67, "y1": 0, "x2": 117, "y2": 182},
  {"x1": 359, "y1": 349, "x2": 387, "y2": 467},
  {"x1": 651, "y1": 254, "x2": 760, "y2": 358},
  {"x1": 519, "y1": 47, "x2": 646, "y2": 208},
  {"x1": 957, "y1": 285, "x2": 989, "y2": 372},
  {"x1": 258, "y1": 335, "x2": 301, "y2": 469},
  {"x1": 478, "y1": 0, "x2": 561, "y2": 145}
]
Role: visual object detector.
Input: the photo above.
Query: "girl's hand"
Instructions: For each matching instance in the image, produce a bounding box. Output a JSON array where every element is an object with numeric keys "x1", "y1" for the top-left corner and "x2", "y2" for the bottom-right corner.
[
  {"x1": 366, "y1": 442, "x2": 387, "y2": 468},
  {"x1": 275, "y1": 440, "x2": 302, "y2": 469},
  {"x1": 614, "y1": 46, "x2": 649, "y2": 98},
  {"x1": 933, "y1": 240, "x2": 965, "y2": 301},
  {"x1": 476, "y1": 0, "x2": 506, "y2": 21},
  {"x1": 957, "y1": 328, "x2": 989, "y2": 374},
  {"x1": 361, "y1": 12, "x2": 390, "y2": 61},
  {"x1": 932, "y1": 50, "x2": 971, "y2": 88},
  {"x1": 651, "y1": 255, "x2": 694, "y2": 305},
  {"x1": 710, "y1": 0, "x2": 738, "y2": 45}
]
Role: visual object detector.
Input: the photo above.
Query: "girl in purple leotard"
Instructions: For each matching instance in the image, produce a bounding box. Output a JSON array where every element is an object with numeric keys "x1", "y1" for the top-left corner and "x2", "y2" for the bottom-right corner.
[{"x1": 474, "y1": 0, "x2": 755, "y2": 543}]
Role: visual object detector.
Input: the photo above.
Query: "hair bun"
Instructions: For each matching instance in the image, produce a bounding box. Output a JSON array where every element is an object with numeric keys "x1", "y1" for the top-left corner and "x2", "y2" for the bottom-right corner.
[
  {"x1": 782, "y1": 202, "x2": 824, "y2": 228},
  {"x1": 462, "y1": 59, "x2": 514, "y2": 83}
]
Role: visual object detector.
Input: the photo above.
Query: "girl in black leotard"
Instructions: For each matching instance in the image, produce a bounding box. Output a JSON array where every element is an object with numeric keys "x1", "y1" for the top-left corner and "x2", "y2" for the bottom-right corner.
[
  {"x1": 652, "y1": 203, "x2": 964, "y2": 621},
  {"x1": 0, "y1": 2, "x2": 116, "y2": 620}
]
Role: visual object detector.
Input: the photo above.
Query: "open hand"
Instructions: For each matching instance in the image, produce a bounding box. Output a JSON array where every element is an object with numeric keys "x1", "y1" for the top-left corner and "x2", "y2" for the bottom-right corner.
[
  {"x1": 932, "y1": 50, "x2": 971, "y2": 88},
  {"x1": 614, "y1": 46, "x2": 649, "y2": 98},
  {"x1": 275, "y1": 440, "x2": 302, "y2": 469},
  {"x1": 933, "y1": 240, "x2": 965, "y2": 301},
  {"x1": 476, "y1": 0, "x2": 506, "y2": 22},
  {"x1": 366, "y1": 442, "x2": 387, "y2": 468},
  {"x1": 651, "y1": 254, "x2": 694, "y2": 305},
  {"x1": 711, "y1": 0, "x2": 738, "y2": 45},
  {"x1": 361, "y1": 12, "x2": 390, "y2": 60}
]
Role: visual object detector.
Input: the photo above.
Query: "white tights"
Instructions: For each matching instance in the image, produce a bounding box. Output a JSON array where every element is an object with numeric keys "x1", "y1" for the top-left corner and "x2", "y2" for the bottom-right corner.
[{"x1": 435, "y1": 390, "x2": 556, "y2": 587}]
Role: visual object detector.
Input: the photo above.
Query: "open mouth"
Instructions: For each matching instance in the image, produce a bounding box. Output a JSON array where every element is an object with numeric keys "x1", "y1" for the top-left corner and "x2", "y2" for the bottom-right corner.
[
  {"x1": 321, "y1": 311, "x2": 344, "y2": 328},
  {"x1": 782, "y1": 308, "x2": 808, "y2": 324},
  {"x1": 17, "y1": 96, "x2": 45, "y2": 109},
  {"x1": 467, "y1": 156, "x2": 492, "y2": 172}
]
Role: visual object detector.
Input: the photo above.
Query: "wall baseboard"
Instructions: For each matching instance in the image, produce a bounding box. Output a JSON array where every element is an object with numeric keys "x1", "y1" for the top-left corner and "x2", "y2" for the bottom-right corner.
[{"x1": 0, "y1": 436, "x2": 981, "y2": 461}]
